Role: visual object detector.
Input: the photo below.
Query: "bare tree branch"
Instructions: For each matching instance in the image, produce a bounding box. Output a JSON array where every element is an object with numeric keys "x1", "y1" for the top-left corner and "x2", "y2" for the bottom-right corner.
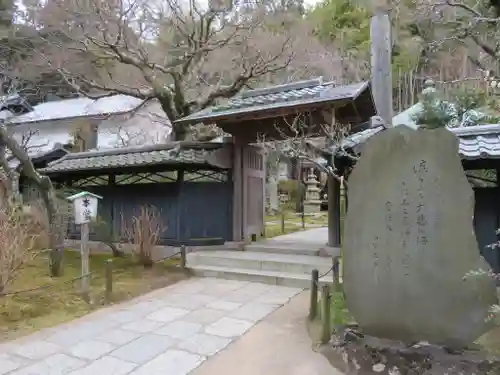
[
  {"x1": 24, "y1": 0, "x2": 300, "y2": 140},
  {"x1": 257, "y1": 113, "x2": 357, "y2": 186},
  {"x1": 0, "y1": 121, "x2": 64, "y2": 276},
  {"x1": 428, "y1": 0, "x2": 500, "y2": 75}
]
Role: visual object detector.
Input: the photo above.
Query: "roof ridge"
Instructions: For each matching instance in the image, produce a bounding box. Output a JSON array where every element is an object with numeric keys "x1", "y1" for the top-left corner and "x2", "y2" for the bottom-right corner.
[
  {"x1": 62, "y1": 143, "x2": 180, "y2": 160},
  {"x1": 55, "y1": 141, "x2": 225, "y2": 161},
  {"x1": 450, "y1": 124, "x2": 500, "y2": 136},
  {"x1": 238, "y1": 77, "x2": 324, "y2": 99}
]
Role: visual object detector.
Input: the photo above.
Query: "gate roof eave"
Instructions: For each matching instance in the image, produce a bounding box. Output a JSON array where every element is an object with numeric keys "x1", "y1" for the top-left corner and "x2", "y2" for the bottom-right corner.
[
  {"x1": 39, "y1": 141, "x2": 232, "y2": 177},
  {"x1": 174, "y1": 79, "x2": 377, "y2": 141}
]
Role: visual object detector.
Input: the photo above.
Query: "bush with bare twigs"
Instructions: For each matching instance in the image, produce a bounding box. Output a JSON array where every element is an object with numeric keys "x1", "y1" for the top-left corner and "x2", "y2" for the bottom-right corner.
[
  {"x1": 121, "y1": 206, "x2": 166, "y2": 267},
  {"x1": 0, "y1": 205, "x2": 43, "y2": 293}
]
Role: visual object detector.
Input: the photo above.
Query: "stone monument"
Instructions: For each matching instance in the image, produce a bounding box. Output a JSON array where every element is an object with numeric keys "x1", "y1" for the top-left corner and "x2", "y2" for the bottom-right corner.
[
  {"x1": 303, "y1": 168, "x2": 321, "y2": 213},
  {"x1": 342, "y1": 126, "x2": 498, "y2": 348}
]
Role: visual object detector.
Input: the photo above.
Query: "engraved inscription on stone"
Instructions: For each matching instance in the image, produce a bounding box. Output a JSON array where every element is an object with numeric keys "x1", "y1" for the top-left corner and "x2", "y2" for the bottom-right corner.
[{"x1": 342, "y1": 126, "x2": 498, "y2": 348}]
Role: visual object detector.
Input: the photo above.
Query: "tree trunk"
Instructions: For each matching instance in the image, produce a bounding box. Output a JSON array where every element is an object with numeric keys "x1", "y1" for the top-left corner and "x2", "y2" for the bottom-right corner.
[
  {"x1": 0, "y1": 125, "x2": 64, "y2": 276},
  {"x1": 40, "y1": 183, "x2": 64, "y2": 276},
  {"x1": 104, "y1": 241, "x2": 125, "y2": 257},
  {"x1": 157, "y1": 92, "x2": 190, "y2": 141}
]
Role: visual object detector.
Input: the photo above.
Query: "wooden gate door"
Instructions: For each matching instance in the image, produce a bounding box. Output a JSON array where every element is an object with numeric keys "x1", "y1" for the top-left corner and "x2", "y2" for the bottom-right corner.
[
  {"x1": 474, "y1": 187, "x2": 500, "y2": 277},
  {"x1": 243, "y1": 145, "x2": 265, "y2": 240}
]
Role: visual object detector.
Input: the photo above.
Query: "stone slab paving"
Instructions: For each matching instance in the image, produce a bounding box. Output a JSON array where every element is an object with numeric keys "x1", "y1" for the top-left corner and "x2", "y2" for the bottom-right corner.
[
  {"x1": 264, "y1": 227, "x2": 327, "y2": 244},
  {"x1": 0, "y1": 278, "x2": 302, "y2": 375}
]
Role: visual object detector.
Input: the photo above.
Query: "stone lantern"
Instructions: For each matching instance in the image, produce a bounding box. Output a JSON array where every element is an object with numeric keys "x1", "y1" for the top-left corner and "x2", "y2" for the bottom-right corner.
[{"x1": 303, "y1": 169, "x2": 321, "y2": 213}]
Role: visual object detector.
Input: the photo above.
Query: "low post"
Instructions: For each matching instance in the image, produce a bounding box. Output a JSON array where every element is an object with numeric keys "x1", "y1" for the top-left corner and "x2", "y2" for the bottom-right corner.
[
  {"x1": 332, "y1": 256, "x2": 341, "y2": 292},
  {"x1": 280, "y1": 211, "x2": 285, "y2": 233},
  {"x1": 105, "y1": 259, "x2": 113, "y2": 303},
  {"x1": 309, "y1": 269, "x2": 319, "y2": 320},
  {"x1": 301, "y1": 211, "x2": 305, "y2": 229},
  {"x1": 321, "y1": 284, "x2": 332, "y2": 344},
  {"x1": 81, "y1": 222, "x2": 90, "y2": 303},
  {"x1": 66, "y1": 191, "x2": 103, "y2": 304},
  {"x1": 180, "y1": 245, "x2": 187, "y2": 269}
]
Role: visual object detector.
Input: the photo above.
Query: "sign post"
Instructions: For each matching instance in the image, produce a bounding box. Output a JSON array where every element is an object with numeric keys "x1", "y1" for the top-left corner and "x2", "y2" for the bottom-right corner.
[{"x1": 67, "y1": 191, "x2": 102, "y2": 301}]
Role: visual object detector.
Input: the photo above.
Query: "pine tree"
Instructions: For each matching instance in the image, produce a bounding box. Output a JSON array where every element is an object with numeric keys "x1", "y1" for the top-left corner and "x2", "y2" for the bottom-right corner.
[{"x1": 413, "y1": 83, "x2": 500, "y2": 129}]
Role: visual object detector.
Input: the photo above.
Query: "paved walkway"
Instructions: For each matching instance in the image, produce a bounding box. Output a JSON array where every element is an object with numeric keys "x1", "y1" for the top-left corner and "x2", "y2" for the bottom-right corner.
[
  {"x1": 263, "y1": 227, "x2": 328, "y2": 245},
  {"x1": 192, "y1": 290, "x2": 339, "y2": 375},
  {"x1": 0, "y1": 278, "x2": 303, "y2": 375}
]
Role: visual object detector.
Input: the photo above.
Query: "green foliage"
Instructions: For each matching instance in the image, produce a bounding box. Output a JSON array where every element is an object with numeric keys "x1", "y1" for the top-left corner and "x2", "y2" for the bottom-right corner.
[
  {"x1": 413, "y1": 87, "x2": 500, "y2": 129},
  {"x1": 1, "y1": 249, "x2": 185, "y2": 341},
  {"x1": 308, "y1": 0, "x2": 370, "y2": 54},
  {"x1": 413, "y1": 90, "x2": 455, "y2": 129},
  {"x1": 330, "y1": 291, "x2": 354, "y2": 327},
  {"x1": 307, "y1": 0, "x2": 423, "y2": 78},
  {"x1": 317, "y1": 290, "x2": 354, "y2": 327},
  {"x1": 278, "y1": 180, "x2": 304, "y2": 208}
]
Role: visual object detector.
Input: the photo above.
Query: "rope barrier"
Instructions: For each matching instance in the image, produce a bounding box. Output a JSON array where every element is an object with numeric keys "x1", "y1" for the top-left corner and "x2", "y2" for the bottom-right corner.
[
  {"x1": 154, "y1": 250, "x2": 181, "y2": 263},
  {"x1": 318, "y1": 264, "x2": 335, "y2": 279},
  {"x1": 2, "y1": 244, "x2": 187, "y2": 299},
  {"x1": 0, "y1": 272, "x2": 94, "y2": 297}
]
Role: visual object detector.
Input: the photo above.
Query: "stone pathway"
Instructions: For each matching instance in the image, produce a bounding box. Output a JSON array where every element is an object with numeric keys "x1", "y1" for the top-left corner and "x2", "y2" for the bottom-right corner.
[
  {"x1": 0, "y1": 278, "x2": 302, "y2": 375},
  {"x1": 263, "y1": 227, "x2": 328, "y2": 245},
  {"x1": 265, "y1": 220, "x2": 325, "y2": 228},
  {"x1": 192, "y1": 290, "x2": 340, "y2": 375}
]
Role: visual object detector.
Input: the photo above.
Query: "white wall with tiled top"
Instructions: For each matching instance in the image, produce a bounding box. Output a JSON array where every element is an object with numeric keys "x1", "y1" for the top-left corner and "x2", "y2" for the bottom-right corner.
[
  {"x1": 8, "y1": 100, "x2": 171, "y2": 154},
  {"x1": 97, "y1": 101, "x2": 171, "y2": 148}
]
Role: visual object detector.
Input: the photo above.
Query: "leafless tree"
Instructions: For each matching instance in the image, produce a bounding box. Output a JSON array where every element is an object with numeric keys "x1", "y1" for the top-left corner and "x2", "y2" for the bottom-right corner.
[
  {"x1": 0, "y1": 122, "x2": 64, "y2": 276},
  {"x1": 121, "y1": 205, "x2": 166, "y2": 267},
  {"x1": 26, "y1": 0, "x2": 299, "y2": 140},
  {"x1": 418, "y1": 0, "x2": 500, "y2": 76},
  {"x1": 0, "y1": 204, "x2": 41, "y2": 293},
  {"x1": 0, "y1": 78, "x2": 64, "y2": 276},
  {"x1": 259, "y1": 113, "x2": 357, "y2": 185},
  {"x1": 113, "y1": 123, "x2": 170, "y2": 147},
  {"x1": 0, "y1": 128, "x2": 49, "y2": 202}
]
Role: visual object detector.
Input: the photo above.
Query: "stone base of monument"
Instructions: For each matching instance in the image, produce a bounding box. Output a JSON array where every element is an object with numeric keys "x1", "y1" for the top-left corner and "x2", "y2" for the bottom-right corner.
[
  {"x1": 303, "y1": 200, "x2": 322, "y2": 213},
  {"x1": 320, "y1": 328, "x2": 500, "y2": 375},
  {"x1": 318, "y1": 245, "x2": 341, "y2": 258}
]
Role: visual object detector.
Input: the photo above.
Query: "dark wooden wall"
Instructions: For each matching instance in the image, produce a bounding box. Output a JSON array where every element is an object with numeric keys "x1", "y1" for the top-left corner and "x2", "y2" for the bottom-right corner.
[
  {"x1": 473, "y1": 187, "x2": 500, "y2": 276},
  {"x1": 68, "y1": 176, "x2": 233, "y2": 246}
]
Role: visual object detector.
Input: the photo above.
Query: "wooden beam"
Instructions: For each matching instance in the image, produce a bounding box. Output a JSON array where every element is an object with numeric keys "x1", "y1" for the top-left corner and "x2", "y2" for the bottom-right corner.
[
  {"x1": 370, "y1": 1, "x2": 393, "y2": 127},
  {"x1": 462, "y1": 159, "x2": 500, "y2": 171},
  {"x1": 232, "y1": 141, "x2": 244, "y2": 241},
  {"x1": 327, "y1": 173, "x2": 342, "y2": 247},
  {"x1": 218, "y1": 111, "x2": 334, "y2": 142}
]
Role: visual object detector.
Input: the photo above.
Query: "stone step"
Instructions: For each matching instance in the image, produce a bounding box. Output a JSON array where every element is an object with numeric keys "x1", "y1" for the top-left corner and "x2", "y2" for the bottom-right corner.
[
  {"x1": 243, "y1": 242, "x2": 322, "y2": 256},
  {"x1": 187, "y1": 250, "x2": 334, "y2": 275},
  {"x1": 189, "y1": 264, "x2": 333, "y2": 289}
]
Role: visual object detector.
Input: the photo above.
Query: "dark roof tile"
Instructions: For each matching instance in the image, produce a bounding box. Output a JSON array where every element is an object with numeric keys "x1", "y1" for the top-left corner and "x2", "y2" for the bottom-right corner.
[
  {"x1": 337, "y1": 123, "x2": 500, "y2": 160},
  {"x1": 175, "y1": 78, "x2": 373, "y2": 126},
  {"x1": 40, "y1": 143, "x2": 223, "y2": 174}
]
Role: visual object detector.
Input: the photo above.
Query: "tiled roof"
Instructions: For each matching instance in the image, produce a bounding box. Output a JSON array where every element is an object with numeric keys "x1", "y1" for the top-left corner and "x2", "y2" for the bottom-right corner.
[
  {"x1": 8, "y1": 147, "x2": 69, "y2": 170},
  {"x1": 336, "y1": 123, "x2": 500, "y2": 161},
  {"x1": 6, "y1": 94, "x2": 144, "y2": 125},
  {"x1": 175, "y1": 78, "x2": 374, "y2": 125},
  {"x1": 40, "y1": 143, "x2": 222, "y2": 174},
  {"x1": 453, "y1": 124, "x2": 500, "y2": 159},
  {"x1": 213, "y1": 79, "x2": 331, "y2": 112}
]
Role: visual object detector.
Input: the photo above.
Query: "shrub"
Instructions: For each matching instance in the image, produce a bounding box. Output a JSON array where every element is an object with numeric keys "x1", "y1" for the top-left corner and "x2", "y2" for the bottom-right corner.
[
  {"x1": 0, "y1": 205, "x2": 42, "y2": 293},
  {"x1": 121, "y1": 206, "x2": 166, "y2": 267},
  {"x1": 466, "y1": 228, "x2": 500, "y2": 323},
  {"x1": 278, "y1": 180, "x2": 304, "y2": 210},
  {"x1": 90, "y1": 216, "x2": 124, "y2": 257}
]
